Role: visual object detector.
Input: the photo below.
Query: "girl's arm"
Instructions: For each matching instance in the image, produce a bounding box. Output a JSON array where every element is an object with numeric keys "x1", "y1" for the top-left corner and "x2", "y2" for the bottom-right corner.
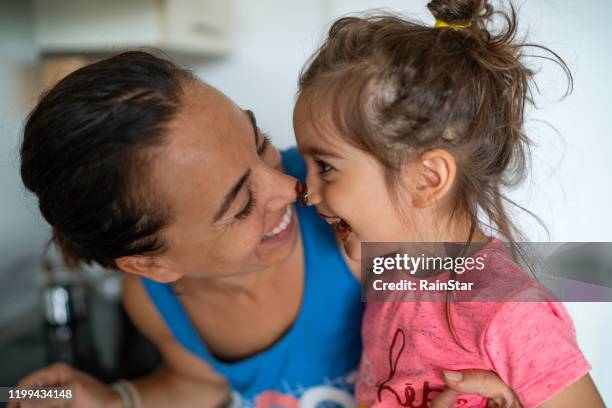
[{"x1": 538, "y1": 374, "x2": 605, "y2": 408}]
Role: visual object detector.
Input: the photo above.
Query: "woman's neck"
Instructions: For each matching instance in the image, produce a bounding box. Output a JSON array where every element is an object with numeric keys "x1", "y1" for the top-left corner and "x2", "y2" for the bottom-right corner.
[{"x1": 176, "y1": 234, "x2": 303, "y2": 298}]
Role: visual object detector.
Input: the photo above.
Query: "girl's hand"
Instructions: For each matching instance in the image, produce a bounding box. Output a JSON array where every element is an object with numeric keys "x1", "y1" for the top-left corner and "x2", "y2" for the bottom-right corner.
[
  {"x1": 7, "y1": 362, "x2": 121, "y2": 408},
  {"x1": 431, "y1": 369, "x2": 522, "y2": 408}
]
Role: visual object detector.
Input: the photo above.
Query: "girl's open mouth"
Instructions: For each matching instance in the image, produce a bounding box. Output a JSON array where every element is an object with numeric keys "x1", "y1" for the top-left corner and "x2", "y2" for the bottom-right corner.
[
  {"x1": 318, "y1": 212, "x2": 353, "y2": 242},
  {"x1": 333, "y1": 219, "x2": 352, "y2": 242}
]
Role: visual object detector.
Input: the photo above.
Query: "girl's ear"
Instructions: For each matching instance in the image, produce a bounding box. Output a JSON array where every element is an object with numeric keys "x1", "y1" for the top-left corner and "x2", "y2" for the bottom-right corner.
[
  {"x1": 411, "y1": 149, "x2": 456, "y2": 209},
  {"x1": 115, "y1": 255, "x2": 182, "y2": 283}
]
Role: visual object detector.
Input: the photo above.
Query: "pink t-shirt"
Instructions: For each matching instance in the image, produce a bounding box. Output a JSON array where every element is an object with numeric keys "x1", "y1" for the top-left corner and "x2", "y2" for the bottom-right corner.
[{"x1": 356, "y1": 243, "x2": 591, "y2": 407}]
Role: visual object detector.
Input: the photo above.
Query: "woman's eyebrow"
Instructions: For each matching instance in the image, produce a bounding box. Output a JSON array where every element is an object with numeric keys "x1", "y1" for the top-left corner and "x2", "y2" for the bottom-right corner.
[
  {"x1": 245, "y1": 109, "x2": 270, "y2": 156},
  {"x1": 211, "y1": 110, "x2": 260, "y2": 224},
  {"x1": 212, "y1": 169, "x2": 251, "y2": 223},
  {"x1": 245, "y1": 109, "x2": 260, "y2": 147}
]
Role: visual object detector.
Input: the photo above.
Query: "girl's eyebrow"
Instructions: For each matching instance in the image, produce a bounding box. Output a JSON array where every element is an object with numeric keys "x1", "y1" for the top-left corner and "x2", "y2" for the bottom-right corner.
[{"x1": 303, "y1": 145, "x2": 342, "y2": 159}]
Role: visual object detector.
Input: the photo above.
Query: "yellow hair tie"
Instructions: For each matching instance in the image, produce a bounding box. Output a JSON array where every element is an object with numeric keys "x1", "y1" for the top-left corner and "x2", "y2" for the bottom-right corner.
[{"x1": 435, "y1": 19, "x2": 472, "y2": 30}]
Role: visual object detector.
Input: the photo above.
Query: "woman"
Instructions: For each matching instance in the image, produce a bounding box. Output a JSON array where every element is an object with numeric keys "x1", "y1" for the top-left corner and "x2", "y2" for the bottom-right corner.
[{"x1": 11, "y1": 51, "x2": 521, "y2": 408}]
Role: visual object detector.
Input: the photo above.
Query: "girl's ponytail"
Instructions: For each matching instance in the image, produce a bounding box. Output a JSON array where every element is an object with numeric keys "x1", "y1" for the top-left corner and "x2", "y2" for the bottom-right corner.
[{"x1": 427, "y1": 0, "x2": 493, "y2": 29}]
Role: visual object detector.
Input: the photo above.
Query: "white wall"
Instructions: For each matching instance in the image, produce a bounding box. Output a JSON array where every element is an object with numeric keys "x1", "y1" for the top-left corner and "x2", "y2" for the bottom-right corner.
[
  {"x1": 0, "y1": 0, "x2": 50, "y2": 329},
  {"x1": 192, "y1": 0, "x2": 612, "y2": 399}
]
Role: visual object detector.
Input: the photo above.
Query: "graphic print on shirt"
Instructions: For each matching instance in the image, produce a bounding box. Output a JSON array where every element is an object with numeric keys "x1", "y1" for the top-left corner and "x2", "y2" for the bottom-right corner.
[
  {"x1": 369, "y1": 328, "x2": 468, "y2": 407},
  {"x1": 231, "y1": 370, "x2": 358, "y2": 408}
]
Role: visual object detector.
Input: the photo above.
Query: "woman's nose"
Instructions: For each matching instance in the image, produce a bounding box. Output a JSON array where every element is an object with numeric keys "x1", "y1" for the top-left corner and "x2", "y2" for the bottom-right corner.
[{"x1": 261, "y1": 167, "x2": 300, "y2": 212}]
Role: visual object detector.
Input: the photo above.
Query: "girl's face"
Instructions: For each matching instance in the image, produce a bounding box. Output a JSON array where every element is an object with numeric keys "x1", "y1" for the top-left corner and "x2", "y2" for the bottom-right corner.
[{"x1": 293, "y1": 97, "x2": 420, "y2": 261}]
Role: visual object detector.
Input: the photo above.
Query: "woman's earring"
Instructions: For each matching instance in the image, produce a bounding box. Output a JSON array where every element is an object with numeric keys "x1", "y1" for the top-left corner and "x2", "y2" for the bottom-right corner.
[{"x1": 295, "y1": 181, "x2": 309, "y2": 206}]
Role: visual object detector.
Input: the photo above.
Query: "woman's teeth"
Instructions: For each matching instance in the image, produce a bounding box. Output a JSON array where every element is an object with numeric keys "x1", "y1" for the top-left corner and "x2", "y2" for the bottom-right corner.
[{"x1": 263, "y1": 205, "x2": 293, "y2": 240}]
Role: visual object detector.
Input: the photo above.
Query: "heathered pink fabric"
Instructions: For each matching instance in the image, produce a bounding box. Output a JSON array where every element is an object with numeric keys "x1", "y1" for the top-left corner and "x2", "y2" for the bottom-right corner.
[{"x1": 356, "y1": 244, "x2": 591, "y2": 407}]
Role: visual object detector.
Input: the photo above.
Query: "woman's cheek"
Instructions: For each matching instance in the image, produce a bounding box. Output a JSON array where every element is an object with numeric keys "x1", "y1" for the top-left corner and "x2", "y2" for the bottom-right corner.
[
  {"x1": 251, "y1": 213, "x2": 266, "y2": 242},
  {"x1": 230, "y1": 215, "x2": 264, "y2": 248}
]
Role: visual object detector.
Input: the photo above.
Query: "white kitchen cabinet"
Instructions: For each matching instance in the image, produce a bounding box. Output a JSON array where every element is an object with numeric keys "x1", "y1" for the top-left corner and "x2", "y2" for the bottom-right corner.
[{"x1": 33, "y1": 0, "x2": 234, "y2": 57}]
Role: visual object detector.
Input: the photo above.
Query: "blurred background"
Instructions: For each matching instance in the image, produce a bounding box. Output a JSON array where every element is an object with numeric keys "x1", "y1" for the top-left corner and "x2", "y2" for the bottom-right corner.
[{"x1": 1, "y1": 0, "x2": 611, "y2": 403}]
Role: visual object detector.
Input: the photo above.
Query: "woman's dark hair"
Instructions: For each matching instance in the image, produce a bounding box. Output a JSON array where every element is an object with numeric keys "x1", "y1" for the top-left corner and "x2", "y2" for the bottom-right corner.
[
  {"x1": 21, "y1": 51, "x2": 194, "y2": 269},
  {"x1": 298, "y1": 0, "x2": 571, "y2": 244}
]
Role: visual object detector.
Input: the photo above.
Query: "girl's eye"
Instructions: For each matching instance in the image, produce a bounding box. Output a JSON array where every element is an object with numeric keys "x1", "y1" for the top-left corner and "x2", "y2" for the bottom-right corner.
[
  {"x1": 235, "y1": 188, "x2": 256, "y2": 220},
  {"x1": 314, "y1": 159, "x2": 335, "y2": 174}
]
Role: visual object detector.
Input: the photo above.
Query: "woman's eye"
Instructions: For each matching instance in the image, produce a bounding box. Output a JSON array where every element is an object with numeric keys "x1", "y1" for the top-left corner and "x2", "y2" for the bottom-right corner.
[
  {"x1": 314, "y1": 159, "x2": 334, "y2": 174},
  {"x1": 259, "y1": 133, "x2": 282, "y2": 169},
  {"x1": 235, "y1": 189, "x2": 256, "y2": 220},
  {"x1": 258, "y1": 133, "x2": 271, "y2": 156}
]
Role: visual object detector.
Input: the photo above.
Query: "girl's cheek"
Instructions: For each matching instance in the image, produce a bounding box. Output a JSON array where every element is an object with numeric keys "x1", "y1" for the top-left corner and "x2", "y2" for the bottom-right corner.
[{"x1": 325, "y1": 185, "x2": 354, "y2": 214}]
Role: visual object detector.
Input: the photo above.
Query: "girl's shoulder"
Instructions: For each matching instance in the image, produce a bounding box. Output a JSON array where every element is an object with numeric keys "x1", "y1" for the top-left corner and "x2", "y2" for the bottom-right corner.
[{"x1": 448, "y1": 241, "x2": 559, "y2": 344}]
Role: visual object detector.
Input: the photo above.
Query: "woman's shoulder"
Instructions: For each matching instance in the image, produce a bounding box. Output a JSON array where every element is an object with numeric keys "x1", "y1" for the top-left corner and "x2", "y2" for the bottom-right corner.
[{"x1": 122, "y1": 274, "x2": 177, "y2": 346}]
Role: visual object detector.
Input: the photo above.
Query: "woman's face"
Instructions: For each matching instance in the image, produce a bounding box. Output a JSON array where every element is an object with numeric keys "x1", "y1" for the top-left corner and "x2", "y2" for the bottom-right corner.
[{"x1": 151, "y1": 81, "x2": 299, "y2": 279}]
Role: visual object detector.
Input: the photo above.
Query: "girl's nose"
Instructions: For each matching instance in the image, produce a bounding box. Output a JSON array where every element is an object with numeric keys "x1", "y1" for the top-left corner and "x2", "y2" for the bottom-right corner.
[
  {"x1": 295, "y1": 181, "x2": 321, "y2": 206},
  {"x1": 303, "y1": 171, "x2": 322, "y2": 206}
]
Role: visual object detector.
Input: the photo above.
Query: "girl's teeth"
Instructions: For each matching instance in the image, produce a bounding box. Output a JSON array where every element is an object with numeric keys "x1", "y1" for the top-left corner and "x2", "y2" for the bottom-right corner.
[{"x1": 263, "y1": 206, "x2": 293, "y2": 239}]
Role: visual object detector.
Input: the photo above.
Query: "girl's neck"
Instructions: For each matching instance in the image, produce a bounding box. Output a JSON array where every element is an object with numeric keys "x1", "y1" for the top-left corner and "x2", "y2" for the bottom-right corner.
[{"x1": 417, "y1": 214, "x2": 489, "y2": 243}]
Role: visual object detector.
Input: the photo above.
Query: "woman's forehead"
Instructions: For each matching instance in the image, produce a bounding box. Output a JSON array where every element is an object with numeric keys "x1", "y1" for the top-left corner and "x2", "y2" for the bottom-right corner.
[
  {"x1": 168, "y1": 82, "x2": 253, "y2": 158},
  {"x1": 151, "y1": 82, "x2": 256, "y2": 219}
]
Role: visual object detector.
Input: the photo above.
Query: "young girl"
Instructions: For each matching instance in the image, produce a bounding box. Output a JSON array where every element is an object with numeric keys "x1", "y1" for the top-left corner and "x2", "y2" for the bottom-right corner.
[{"x1": 293, "y1": 0, "x2": 604, "y2": 406}]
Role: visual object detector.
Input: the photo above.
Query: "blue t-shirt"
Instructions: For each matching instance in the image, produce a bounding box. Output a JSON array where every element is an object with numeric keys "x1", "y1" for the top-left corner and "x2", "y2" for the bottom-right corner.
[{"x1": 141, "y1": 147, "x2": 363, "y2": 407}]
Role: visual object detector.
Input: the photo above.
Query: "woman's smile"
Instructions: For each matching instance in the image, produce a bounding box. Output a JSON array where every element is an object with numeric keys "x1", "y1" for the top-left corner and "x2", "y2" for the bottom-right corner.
[{"x1": 262, "y1": 204, "x2": 295, "y2": 242}]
